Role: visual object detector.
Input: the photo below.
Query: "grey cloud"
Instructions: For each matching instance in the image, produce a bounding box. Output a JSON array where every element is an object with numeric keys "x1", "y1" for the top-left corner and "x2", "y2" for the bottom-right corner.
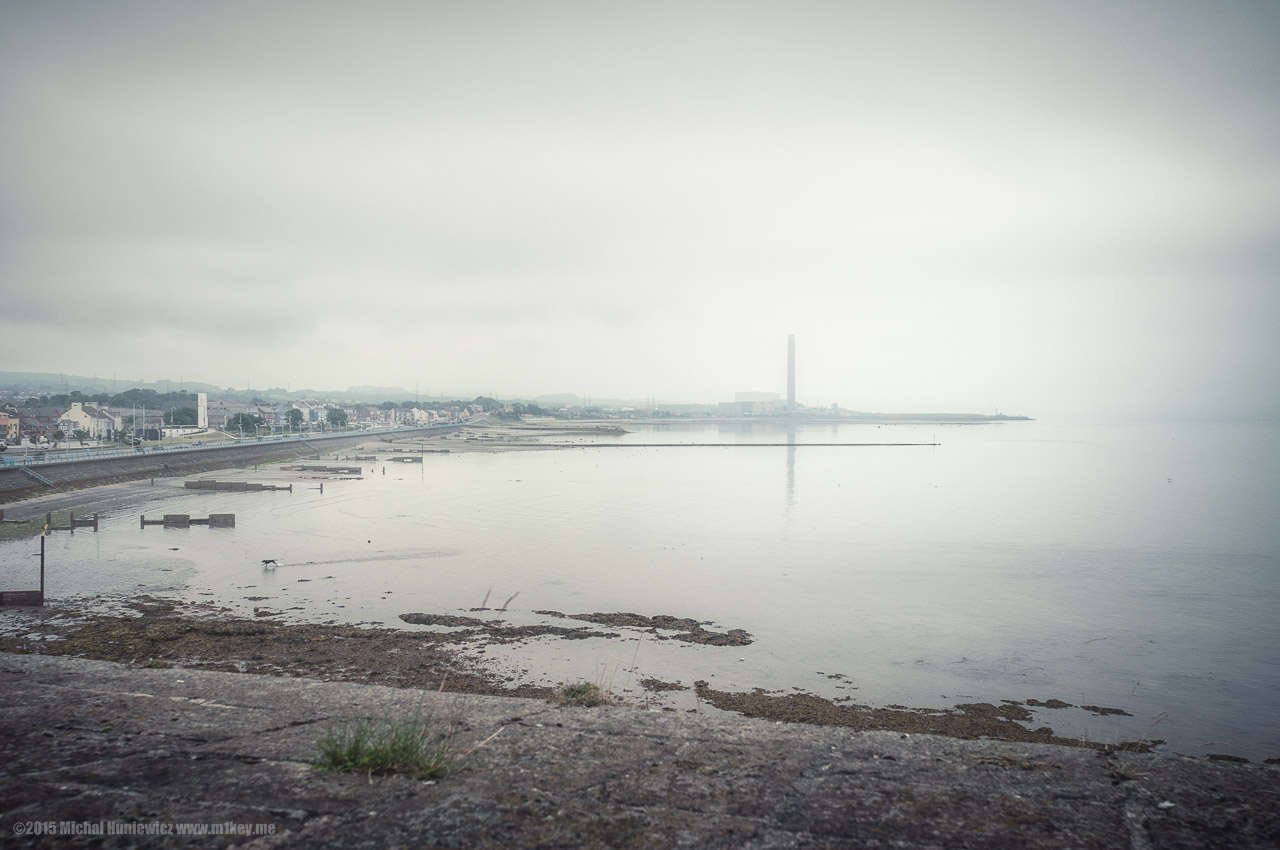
[{"x1": 3, "y1": 1, "x2": 1278, "y2": 416}]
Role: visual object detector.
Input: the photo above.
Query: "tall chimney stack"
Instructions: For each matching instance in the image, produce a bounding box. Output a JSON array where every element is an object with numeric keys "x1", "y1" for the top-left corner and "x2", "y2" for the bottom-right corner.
[{"x1": 787, "y1": 334, "x2": 796, "y2": 409}]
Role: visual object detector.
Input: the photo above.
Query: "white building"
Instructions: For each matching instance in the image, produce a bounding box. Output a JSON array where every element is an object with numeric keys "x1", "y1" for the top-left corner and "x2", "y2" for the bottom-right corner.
[
  {"x1": 719, "y1": 391, "x2": 781, "y2": 416},
  {"x1": 59, "y1": 402, "x2": 121, "y2": 439}
]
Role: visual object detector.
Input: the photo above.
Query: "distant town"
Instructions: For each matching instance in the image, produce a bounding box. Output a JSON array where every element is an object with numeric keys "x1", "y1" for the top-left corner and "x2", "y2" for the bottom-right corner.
[
  {"x1": 0, "y1": 362, "x2": 1029, "y2": 451},
  {"x1": 0, "y1": 385, "x2": 552, "y2": 451}
]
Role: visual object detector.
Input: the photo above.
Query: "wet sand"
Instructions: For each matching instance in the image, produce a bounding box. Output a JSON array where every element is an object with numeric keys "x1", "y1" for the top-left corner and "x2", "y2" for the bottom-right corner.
[
  {"x1": 2, "y1": 424, "x2": 1274, "y2": 763},
  {"x1": 1, "y1": 596, "x2": 1192, "y2": 758}
]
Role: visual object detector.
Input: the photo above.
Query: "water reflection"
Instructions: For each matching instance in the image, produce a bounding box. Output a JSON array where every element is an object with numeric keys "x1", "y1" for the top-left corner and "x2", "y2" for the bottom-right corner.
[
  {"x1": 3, "y1": 419, "x2": 1277, "y2": 760},
  {"x1": 785, "y1": 424, "x2": 796, "y2": 512}
]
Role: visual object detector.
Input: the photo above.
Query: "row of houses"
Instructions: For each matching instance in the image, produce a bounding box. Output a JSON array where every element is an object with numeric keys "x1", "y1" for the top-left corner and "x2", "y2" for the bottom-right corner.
[
  {"x1": 2, "y1": 398, "x2": 484, "y2": 443},
  {"x1": 206, "y1": 400, "x2": 473, "y2": 431},
  {"x1": 1, "y1": 402, "x2": 165, "y2": 442}
]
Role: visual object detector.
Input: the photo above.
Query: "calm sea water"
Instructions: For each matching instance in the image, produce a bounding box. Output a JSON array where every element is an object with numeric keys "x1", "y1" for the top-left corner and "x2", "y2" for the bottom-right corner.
[{"x1": 4, "y1": 419, "x2": 1278, "y2": 760}]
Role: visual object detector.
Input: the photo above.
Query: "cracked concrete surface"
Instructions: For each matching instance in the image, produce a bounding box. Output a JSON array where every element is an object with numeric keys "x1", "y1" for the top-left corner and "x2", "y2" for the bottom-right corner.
[{"x1": 2, "y1": 654, "x2": 1277, "y2": 848}]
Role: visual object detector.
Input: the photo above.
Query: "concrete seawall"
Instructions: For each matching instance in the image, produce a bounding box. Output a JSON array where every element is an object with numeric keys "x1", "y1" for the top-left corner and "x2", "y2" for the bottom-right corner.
[
  {"x1": 1, "y1": 653, "x2": 1276, "y2": 849},
  {"x1": 0, "y1": 427, "x2": 460, "y2": 503}
]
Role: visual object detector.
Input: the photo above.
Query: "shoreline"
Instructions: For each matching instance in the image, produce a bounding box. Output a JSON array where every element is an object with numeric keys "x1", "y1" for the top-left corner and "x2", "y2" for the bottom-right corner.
[
  {"x1": 0, "y1": 413, "x2": 1018, "y2": 507},
  {"x1": 3, "y1": 424, "x2": 1276, "y2": 765},
  {"x1": 0, "y1": 424, "x2": 567, "y2": 536},
  {"x1": 6, "y1": 595, "x2": 1273, "y2": 764},
  {"x1": 0, "y1": 426, "x2": 473, "y2": 505}
]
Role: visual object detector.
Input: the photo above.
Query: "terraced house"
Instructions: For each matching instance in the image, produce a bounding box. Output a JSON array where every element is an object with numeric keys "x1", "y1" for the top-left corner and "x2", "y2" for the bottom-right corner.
[
  {"x1": 0, "y1": 411, "x2": 19, "y2": 442},
  {"x1": 15, "y1": 407, "x2": 62, "y2": 439},
  {"x1": 58, "y1": 401, "x2": 122, "y2": 440}
]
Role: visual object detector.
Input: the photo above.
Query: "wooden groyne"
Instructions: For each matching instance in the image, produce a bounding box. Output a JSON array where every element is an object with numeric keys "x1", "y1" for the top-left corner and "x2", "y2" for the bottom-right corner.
[
  {"x1": 381, "y1": 447, "x2": 448, "y2": 453},
  {"x1": 141, "y1": 514, "x2": 236, "y2": 528},
  {"x1": 281, "y1": 465, "x2": 362, "y2": 474},
  {"x1": 44, "y1": 512, "x2": 100, "y2": 532},
  {"x1": 184, "y1": 481, "x2": 293, "y2": 492},
  {"x1": 0, "y1": 590, "x2": 43, "y2": 606},
  {"x1": 0, "y1": 531, "x2": 45, "y2": 606}
]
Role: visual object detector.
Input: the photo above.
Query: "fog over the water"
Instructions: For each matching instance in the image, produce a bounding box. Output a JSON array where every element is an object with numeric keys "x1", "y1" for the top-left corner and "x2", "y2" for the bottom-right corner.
[{"x1": 3, "y1": 1, "x2": 1278, "y2": 420}]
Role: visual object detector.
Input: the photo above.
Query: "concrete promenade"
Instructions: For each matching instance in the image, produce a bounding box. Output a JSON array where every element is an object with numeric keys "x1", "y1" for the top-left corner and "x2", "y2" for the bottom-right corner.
[
  {"x1": 0, "y1": 426, "x2": 461, "y2": 503},
  {"x1": 2, "y1": 653, "x2": 1276, "y2": 849}
]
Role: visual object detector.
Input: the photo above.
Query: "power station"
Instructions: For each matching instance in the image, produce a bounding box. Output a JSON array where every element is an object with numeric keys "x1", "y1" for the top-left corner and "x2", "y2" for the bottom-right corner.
[
  {"x1": 787, "y1": 334, "x2": 795, "y2": 409},
  {"x1": 720, "y1": 334, "x2": 800, "y2": 415}
]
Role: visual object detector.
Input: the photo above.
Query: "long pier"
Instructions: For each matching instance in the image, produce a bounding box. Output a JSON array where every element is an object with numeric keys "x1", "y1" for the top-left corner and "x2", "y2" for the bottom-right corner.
[{"x1": 538, "y1": 442, "x2": 940, "y2": 448}]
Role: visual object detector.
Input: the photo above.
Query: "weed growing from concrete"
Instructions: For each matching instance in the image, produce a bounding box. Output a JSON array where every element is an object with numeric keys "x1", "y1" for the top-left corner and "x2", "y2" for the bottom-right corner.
[
  {"x1": 556, "y1": 680, "x2": 607, "y2": 707},
  {"x1": 312, "y1": 712, "x2": 462, "y2": 780},
  {"x1": 313, "y1": 679, "x2": 504, "y2": 782}
]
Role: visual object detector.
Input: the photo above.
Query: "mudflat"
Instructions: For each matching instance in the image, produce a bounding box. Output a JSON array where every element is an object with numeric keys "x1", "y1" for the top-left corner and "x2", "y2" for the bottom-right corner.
[
  {"x1": 3, "y1": 429, "x2": 1278, "y2": 845},
  {"x1": 0, "y1": 599, "x2": 1170, "y2": 754}
]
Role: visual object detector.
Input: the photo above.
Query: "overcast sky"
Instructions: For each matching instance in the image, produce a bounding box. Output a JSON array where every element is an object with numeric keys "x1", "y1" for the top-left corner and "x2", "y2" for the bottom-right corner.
[{"x1": 3, "y1": 1, "x2": 1278, "y2": 419}]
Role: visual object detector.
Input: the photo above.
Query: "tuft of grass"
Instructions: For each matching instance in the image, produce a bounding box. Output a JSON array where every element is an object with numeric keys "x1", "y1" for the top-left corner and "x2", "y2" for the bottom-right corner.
[
  {"x1": 312, "y1": 712, "x2": 463, "y2": 780},
  {"x1": 556, "y1": 680, "x2": 608, "y2": 707}
]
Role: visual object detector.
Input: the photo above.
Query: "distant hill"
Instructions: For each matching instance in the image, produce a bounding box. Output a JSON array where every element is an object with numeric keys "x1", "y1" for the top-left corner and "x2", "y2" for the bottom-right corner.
[
  {"x1": 0, "y1": 372, "x2": 452, "y2": 405},
  {"x1": 0, "y1": 373, "x2": 1029, "y2": 419},
  {"x1": 0, "y1": 371, "x2": 231, "y2": 397}
]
